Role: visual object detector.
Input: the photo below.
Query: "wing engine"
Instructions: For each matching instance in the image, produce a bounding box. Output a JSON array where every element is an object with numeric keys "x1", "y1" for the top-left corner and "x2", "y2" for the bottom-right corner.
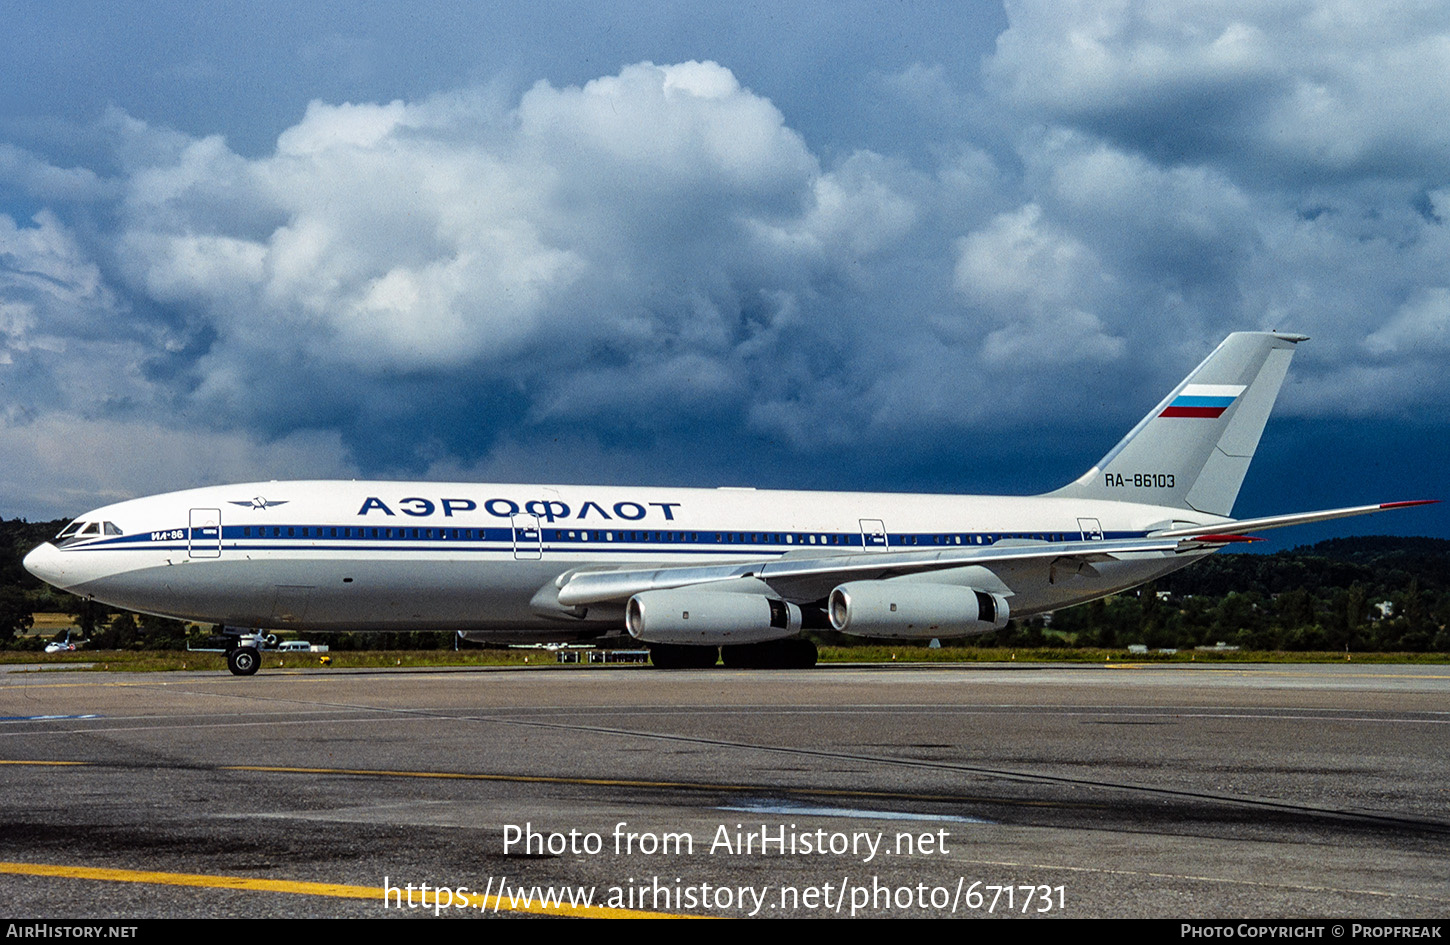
[
  {"x1": 626, "y1": 586, "x2": 802, "y2": 646},
  {"x1": 828, "y1": 581, "x2": 1010, "y2": 639}
]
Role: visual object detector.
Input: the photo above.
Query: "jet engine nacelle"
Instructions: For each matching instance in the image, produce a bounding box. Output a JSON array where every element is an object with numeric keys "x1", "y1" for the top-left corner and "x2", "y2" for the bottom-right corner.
[
  {"x1": 626, "y1": 589, "x2": 802, "y2": 646},
  {"x1": 828, "y1": 581, "x2": 1010, "y2": 639}
]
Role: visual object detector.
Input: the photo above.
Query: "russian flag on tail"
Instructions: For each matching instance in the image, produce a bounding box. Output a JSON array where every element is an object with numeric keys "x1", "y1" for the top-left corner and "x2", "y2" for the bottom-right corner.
[{"x1": 1160, "y1": 383, "x2": 1246, "y2": 418}]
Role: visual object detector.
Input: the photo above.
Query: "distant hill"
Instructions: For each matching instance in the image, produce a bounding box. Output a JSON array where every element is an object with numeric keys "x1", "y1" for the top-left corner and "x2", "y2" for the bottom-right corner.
[
  {"x1": 1292, "y1": 536, "x2": 1450, "y2": 589},
  {"x1": 1162, "y1": 536, "x2": 1450, "y2": 599}
]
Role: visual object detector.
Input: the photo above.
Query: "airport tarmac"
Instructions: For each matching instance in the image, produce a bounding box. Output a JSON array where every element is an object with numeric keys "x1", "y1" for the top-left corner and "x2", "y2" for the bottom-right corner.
[{"x1": 2, "y1": 660, "x2": 1448, "y2": 919}]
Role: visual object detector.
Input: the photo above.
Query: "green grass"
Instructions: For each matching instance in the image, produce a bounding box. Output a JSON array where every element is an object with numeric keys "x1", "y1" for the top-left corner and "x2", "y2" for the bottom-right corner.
[
  {"x1": 0, "y1": 648, "x2": 588, "y2": 672},
  {"x1": 3, "y1": 645, "x2": 1447, "y2": 672},
  {"x1": 815, "y1": 646, "x2": 1450, "y2": 664}
]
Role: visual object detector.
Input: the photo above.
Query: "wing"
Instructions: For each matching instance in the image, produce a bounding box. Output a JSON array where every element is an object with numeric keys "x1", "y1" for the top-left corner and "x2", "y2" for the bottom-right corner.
[
  {"x1": 554, "y1": 534, "x2": 1209, "y2": 607},
  {"x1": 552, "y1": 499, "x2": 1436, "y2": 608}
]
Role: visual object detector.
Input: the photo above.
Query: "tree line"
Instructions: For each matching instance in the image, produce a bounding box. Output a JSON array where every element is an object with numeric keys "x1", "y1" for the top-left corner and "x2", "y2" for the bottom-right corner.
[
  {"x1": 3, "y1": 516, "x2": 1447, "y2": 652},
  {"x1": 1000, "y1": 535, "x2": 1450, "y2": 652}
]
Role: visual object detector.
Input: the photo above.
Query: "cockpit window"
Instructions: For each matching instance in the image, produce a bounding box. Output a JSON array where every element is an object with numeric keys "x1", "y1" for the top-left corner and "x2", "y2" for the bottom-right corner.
[{"x1": 55, "y1": 519, "x2": 121, "y2": 544}]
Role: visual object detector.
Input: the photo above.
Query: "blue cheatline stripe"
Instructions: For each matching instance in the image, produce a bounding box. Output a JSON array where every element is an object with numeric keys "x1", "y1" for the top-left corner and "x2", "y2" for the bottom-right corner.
[{"x1": 64, "y1": 527, "x2": 1150, "y2": 555}]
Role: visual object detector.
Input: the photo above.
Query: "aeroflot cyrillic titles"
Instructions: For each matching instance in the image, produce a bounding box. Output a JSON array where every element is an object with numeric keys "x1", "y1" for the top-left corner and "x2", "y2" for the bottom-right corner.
[
  {"x1": 355, "y1": 496, "x2": 683, "y2": 521},
  {"x1": 23, "y1": 332, "x2": 1434, "y2": 673}
]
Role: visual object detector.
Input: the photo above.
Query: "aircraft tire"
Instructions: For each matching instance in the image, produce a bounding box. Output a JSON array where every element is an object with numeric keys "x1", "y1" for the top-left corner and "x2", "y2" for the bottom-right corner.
[
  {"x1": 785, "y1": 638, "x2": 818, "y2": 669},
  {"x1": 227, "y1": 646, "x2": 261, "y2": 676},
  {"x1": 720, "y1": 644, "x2": 760, "y2": 668},
  {"x1": 721, "y1": 639, "x2": 818, "y2": 669},
  {"x1": 648, "y1": 643, "x2": 719, "y2": 669}
]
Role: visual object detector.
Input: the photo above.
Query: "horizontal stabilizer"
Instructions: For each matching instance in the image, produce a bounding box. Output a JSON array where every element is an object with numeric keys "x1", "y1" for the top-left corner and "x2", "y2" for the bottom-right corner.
[{"x1": 1152, "y1": 500, "x2": 1438, "y2": 538}]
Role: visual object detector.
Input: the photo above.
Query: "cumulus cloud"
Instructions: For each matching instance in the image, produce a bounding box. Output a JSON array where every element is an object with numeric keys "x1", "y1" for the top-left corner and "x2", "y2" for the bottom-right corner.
[
  {"x1": 1, "y1": 20, "x2": 1448, "y2": 520},
  {"x1": 1367, "y1": 288, "x2": 1450, "y2": 357},
  {"x1": 973, "y1": 1, "x2": 1450, "y2": 421},
  {"x1": 0, "y1": 145, "x2": 113, "y2": 203},
  {"x1": 953, "y1": 203, "x2": 1124, "y2": 365},
  {"x1": 1, "y1": 212, "x2": 104, "y2": 360},
  {"x1": 2, "y1": 60, "x2": 972, "y2": 510},
  {"x1": 989, "y1": 0, "x2": 1450, "y2": 180},
  {"x1": 109, "y1": 61, "x2": 854, "y2": 396},
  {"x1": 0, "y1": 414, "x2": 354, "y2": 519}
]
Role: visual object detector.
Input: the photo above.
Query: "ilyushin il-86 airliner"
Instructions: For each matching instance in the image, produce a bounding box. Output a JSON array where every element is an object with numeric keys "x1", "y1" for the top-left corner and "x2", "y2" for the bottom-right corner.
[{"x1": 23, "y1": 332, "x2": 1433, "y2": 674}]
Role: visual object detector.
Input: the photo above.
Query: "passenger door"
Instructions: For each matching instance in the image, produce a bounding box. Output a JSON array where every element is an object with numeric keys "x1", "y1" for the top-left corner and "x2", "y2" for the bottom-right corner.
[{"x1": 188, "y1": 508, "x2": 221, "y2": 558}]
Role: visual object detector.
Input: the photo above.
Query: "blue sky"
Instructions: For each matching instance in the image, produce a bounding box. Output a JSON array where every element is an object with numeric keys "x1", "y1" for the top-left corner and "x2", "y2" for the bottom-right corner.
[{"x1": 0, "y1": 1, "x2": 1445, "y2": 544}]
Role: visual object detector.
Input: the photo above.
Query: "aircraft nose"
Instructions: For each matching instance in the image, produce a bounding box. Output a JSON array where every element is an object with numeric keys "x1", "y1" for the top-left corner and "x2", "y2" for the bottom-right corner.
[{"x1": 23, "y1": 543, "x2": 71, "y2": 590}]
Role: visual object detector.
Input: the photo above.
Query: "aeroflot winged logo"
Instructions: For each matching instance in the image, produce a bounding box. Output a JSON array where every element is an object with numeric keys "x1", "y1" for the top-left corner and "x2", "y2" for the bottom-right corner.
[
  {"x1": 1159, "y1": 384, "x2": 1246, "y2": 419},
  {"x1": 229, "y1": 497, "x2": 289, "y2": 511}
]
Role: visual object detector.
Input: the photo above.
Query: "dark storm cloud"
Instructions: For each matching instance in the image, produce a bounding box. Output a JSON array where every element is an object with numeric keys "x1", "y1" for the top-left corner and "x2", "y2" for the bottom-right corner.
[{"x1": 0, "y1": 3, "x2": 1444, "y2": 537}]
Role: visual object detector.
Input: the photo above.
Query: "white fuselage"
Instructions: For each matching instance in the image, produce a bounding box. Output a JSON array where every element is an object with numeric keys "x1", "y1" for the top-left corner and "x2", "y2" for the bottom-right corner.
[{"x1": 23, "y1": 479, "x2": 1221, "y2": 641}]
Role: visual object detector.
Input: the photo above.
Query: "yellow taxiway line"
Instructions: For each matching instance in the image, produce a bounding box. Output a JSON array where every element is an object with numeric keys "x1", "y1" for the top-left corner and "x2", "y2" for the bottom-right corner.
[{"x1": 0, "y1": 861, "x2": 688, "y2": 918}]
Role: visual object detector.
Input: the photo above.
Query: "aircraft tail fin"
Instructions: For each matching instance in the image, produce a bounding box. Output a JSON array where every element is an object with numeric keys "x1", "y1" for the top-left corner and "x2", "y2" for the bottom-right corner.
[{"x1": 1047, "y1": 331, "x2": 1305, "y2": 516}]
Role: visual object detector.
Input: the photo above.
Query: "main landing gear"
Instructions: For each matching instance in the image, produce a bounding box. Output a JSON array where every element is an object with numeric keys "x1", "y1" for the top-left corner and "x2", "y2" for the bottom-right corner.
[
  {"x1": 723, "y1": 638, "x2": 818, "y2": 669},
  {"x1": 647, "y1": 642, "x2": 721, "y2": 669},
  {"x1": 648, "y1": 638, "x2": 818, "y2": 670}
]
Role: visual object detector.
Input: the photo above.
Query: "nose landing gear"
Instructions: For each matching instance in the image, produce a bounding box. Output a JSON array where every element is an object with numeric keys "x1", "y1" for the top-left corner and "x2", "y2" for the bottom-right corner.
[
  {"x1": 226, "y1": 645, "x2": 261, "y2": 676},
  {"x1": 191, "y1": 627, "x2": 272, "y2": 676}
]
